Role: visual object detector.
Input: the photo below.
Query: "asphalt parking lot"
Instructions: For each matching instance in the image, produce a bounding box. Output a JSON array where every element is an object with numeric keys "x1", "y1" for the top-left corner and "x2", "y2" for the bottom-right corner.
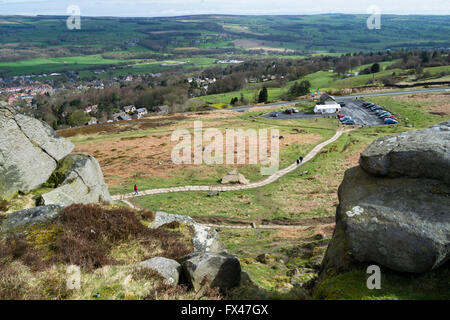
[
  {"x1": 338, "y1": 99, "x2": 385, "y2": 126},
  {"x1": 262, "y1": 99, "x2": 385, "y2": 126}
]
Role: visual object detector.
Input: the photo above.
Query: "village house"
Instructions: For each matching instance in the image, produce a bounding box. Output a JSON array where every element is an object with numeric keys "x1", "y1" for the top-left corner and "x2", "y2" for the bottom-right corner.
[
  {"x1": 136, "y1": 107, "x2": 148, "y2": 118},
  {"x1": 123, "y1": 105, "x2": 136, "y2": 114},
  {"x1": 112, "y1": 111, "x2": 126, "y2": 121},
  {"x1": 84, "y1": 104, "x2": 98, "y2": 114},
  {"x1": 315, "y1": 93, "x2": 341, "y2": 114}
]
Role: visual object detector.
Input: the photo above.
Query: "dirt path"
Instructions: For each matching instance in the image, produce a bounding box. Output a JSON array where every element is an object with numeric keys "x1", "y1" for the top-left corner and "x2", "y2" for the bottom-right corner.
[{"x1": 113, "y1": 128, "x2": 345, "y2": 202}]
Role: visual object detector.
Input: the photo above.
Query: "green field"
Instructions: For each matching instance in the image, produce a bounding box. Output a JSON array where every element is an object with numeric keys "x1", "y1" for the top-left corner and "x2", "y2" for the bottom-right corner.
[
  {"x1": 2, "y1": 14, "x2": 450, "y2": 76},
  {"x1": 0, "y1": 55, "x2": 130, "y2": 76}
]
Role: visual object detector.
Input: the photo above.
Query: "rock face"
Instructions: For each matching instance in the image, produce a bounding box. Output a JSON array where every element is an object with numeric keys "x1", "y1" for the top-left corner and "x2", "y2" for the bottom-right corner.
[
  {"x1": 0, "y1": 103, "x2": 74, "y2": 200},
  {"x1": 40, "y1": 154, "x2": 112, "y2": 206},
  {"x1": 1, "y1": 205, "x2": 64, "y2": 232},
  {"x1": 221, "y1": 169, "x2": 249, "y2": 185},
  {"x1": 149, "y1": 211, "x2": 225, "y2": 253},
  {"x1": 179, "y1": 252, "x2": 241, "y2": 292},
  {"x1": 360, "y1": 120, "x2": 450, "y2": 183},
  {"x1": 139, "y1": 257, "x2": 182, "y2": 285},
  {"x1": 322, "y1": 121, "x2": 450, "y2": 274}
]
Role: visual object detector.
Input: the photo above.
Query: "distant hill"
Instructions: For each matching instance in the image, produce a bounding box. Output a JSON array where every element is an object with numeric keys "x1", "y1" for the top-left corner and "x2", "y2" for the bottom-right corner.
[{"x1": 1, "y1": 14, "x2": 449, "y2": 57}]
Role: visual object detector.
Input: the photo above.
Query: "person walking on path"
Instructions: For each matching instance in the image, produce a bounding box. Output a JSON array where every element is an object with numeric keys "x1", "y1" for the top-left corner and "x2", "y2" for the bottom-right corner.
[
  {"x1": 134, "y1": 184, "x2": 138, "y2": 196},
  {"x1": 299, "y1": 156, "x2": 304, "y2": 164},
  {"x1": 296, "y1": 159, "x2": 300, "y2": 165}
]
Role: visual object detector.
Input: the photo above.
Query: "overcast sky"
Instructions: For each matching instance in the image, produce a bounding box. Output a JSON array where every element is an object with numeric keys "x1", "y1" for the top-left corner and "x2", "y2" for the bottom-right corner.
[{"x1": 1, "y1": 0, "x2": 449, "y2": 16}]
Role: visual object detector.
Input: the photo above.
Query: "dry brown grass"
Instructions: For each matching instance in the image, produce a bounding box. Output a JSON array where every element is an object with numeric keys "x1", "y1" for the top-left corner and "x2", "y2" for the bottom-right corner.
[{"x1": 73, "y1": 128, "x2": 321, "y2": 187}]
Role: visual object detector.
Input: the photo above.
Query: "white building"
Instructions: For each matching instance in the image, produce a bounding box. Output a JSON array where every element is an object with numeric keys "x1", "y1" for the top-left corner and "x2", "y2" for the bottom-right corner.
[{"x1": 314, "y1": 104, "x2": 341, "y2": 114}]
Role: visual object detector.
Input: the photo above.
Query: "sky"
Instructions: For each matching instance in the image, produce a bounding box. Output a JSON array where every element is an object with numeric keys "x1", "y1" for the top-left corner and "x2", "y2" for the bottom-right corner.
[{"x1": 0, "y1": 0, "x2": 449, "y2": 16}]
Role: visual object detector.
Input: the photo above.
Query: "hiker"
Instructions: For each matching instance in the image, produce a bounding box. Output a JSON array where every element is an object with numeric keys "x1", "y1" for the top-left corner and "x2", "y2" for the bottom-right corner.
[
  {"x1": 134, "y1": 184, "x2": 138, "y2": 196},
  {"x1": 299, "y1": 156, "x2": 304, "y2": 164},
  {"x1": 296, "y1": 159, "x2": 300, "y2": 165}
]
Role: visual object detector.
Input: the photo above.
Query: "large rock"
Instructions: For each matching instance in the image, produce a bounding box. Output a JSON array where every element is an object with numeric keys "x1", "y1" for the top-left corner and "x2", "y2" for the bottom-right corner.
[
  {"x1": 1, "y1": 205, "x2": 64, "y2": 233},
  {"x1": 39, "y1": 154, "x2": 112, "y2": 206},
  {"x1": 332, "y1": 166, "x2": 450, "y2": 273},
  {"x1": 360, "y1": 120, "x2": 450, "y2": 183},
  {"x1": 149, "y1": 211, "x2": 225, "y2": 253},
  {"x1": 321, "y1": 121, "x2": 450, "y2": 274},
  {"x1": 179, "y1": 252, "x2": 241, "y2": 292},
  {"x1": 0, "y1": 104, "x2": 73, "y2": 200},
  {"x1": 221, "y1": 169, "x2": 249, "y2": 185},
  {"x1": 139, "y1": 257, "x2": 182, "y2": 285}
]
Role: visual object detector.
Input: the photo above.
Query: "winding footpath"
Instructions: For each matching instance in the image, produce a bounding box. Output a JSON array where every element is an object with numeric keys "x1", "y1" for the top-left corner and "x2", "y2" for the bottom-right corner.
[{"x1": 113, "y1": 128, "x2": 345, "y2": 202}]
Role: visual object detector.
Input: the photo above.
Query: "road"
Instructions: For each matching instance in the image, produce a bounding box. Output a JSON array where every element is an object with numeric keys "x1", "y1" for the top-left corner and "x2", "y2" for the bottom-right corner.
[
  {"x1": 263, "y1": 111, "x2": 332, "y2": 120},
  {"x1": 231, "y1": 87, "x2": 450, "y2": 112}
]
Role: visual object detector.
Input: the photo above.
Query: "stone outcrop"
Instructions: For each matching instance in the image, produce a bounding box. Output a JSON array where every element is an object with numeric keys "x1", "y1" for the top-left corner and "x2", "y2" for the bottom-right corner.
[
  {"x1": 179, "y1": 252, "x2": 242, "y2": 292},
  {"x1": 149, "y1": 211, "x2": 225, "y2": 253},
  {"x1": 0, "y1": 103, "x2": 74, "y2": 200},
  {"x1": 1, "y1": 205, "x2": 64, "y2": 232},
  {"x1": 139, "y1": 257, "x2": 182, "y2": 285},
  {"x1": 360, "y1": 120, "x2": 450, "y2": 183},
  {"x1": 39, "y1": 154, "x2": 113, "y2": 206},
  {"x1": 221, "y1": 169, "x2": 249, "y2": 185},
  {"x1": 321, "y1": 121, "x2": 450, "y2": 274}
]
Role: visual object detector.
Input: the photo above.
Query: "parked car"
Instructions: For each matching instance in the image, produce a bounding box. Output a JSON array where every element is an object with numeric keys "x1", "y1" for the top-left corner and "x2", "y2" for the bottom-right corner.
[
  {"x1": 371, "y1": 106, "x2": 383, "y2": 111},
  {"x1": 337, "y1": 114, "x2": 346, "y2": 119},
  {"x1": 285, "y1": 108, "x2": 299, "y2": 114},
  {"x1": 338, "y1": 102, "x2": 346, "y2": 107},
  {"x1": 385, "y1": 118, "x2": 398, "y2": 124},
  {"x1": 340, "y1": 116, "x2": 352, "y2": 122},
  {"x1": 342, "y1": 119, "x2": 356, "y2": 125},
  {"x1": 271, "y1": 112, "x2": 279, "y2": 117}
]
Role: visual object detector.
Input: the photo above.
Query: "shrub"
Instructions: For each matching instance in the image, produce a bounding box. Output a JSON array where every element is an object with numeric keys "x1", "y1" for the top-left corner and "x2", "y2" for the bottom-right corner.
[{"x1": 49, "y1": 204, "x2": 193, "y2": 270}]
